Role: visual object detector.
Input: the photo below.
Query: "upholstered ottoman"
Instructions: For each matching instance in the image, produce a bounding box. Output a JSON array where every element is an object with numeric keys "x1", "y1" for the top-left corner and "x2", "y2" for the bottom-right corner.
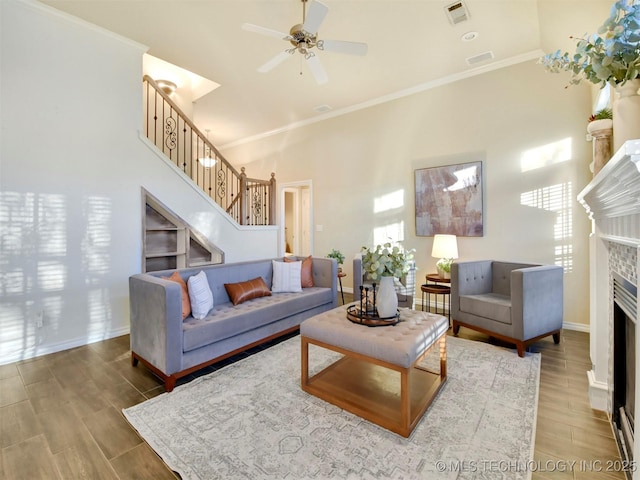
[{"x1": 300, "y1": 305, "x2": 448, "y2": 437}]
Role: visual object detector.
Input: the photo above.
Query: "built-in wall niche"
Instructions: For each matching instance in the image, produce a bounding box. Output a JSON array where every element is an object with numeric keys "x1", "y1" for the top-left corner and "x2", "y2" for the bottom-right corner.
[
  {"x1": 189, "y1": 230, "x2": 223, "y2": 267},
  {"x1": 142, "y1": 190, "x2": 224, "y2": 272}
]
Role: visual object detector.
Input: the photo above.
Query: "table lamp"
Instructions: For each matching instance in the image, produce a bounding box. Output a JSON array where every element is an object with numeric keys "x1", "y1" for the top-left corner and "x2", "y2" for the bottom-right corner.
[{"x1": 431, "y1": 234, "x2": 458, "y2": 279}]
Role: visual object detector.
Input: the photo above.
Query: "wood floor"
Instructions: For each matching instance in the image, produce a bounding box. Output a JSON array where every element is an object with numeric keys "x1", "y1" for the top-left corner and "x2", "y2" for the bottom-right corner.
[{"x1": 0, "y1": 297, "x2": 626, "y2": 479}]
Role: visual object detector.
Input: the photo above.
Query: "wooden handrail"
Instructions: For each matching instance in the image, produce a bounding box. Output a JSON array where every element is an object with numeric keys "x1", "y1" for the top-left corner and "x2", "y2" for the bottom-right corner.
[
  {"x1": 142, "y1": 76, "x2": 276, "y2": 225},
  {"x1": 143, "y1": 75, "x2": 241, "y2": 178},
  {"x1": 226, "y1": 194, "x2": 241, "y2": 213}
]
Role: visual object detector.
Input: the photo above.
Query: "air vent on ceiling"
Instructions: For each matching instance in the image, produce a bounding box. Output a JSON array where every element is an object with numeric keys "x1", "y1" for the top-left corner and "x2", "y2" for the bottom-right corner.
[
  {"x1": 466, "y1": 51, "x2": 494, "y2": 66},
  {"x1": 445, "y1": 1, "x2": 470, "y2": 25}
]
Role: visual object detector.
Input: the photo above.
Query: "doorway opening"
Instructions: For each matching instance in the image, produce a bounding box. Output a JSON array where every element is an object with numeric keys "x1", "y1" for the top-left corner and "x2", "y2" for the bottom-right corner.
[{"x1": 280, "y1": 181, "x2": 313, "y2": 257}]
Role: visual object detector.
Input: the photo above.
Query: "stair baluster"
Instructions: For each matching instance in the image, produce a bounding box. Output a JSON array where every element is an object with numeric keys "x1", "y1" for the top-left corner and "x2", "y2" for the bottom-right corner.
[{"x1": 142, "y1": 76, "x2": 275, "y2": 226}]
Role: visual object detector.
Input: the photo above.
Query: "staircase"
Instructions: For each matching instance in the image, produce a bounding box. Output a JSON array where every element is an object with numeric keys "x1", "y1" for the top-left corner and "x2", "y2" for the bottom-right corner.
[{"x1": 142, "y1": 75, "x2": 275, "y2": 226}]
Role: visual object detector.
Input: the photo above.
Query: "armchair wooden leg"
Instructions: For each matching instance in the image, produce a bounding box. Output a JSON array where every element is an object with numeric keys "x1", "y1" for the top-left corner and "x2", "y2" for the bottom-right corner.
[
  {"x1": 552, "y1": 332, "x2": 561, "y2": 344},
  {"x1": 452, "y1": 321, "x2": 460, "y2": 336},
  {"x1": 516, "y1": 342, "x2": 525, "y2": 358}
]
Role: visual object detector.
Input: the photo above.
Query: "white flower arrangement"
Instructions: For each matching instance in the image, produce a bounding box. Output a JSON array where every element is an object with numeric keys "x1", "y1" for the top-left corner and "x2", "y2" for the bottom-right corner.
[{"x1": 361, "y1": 242, "x2": 414, "y2": 280}]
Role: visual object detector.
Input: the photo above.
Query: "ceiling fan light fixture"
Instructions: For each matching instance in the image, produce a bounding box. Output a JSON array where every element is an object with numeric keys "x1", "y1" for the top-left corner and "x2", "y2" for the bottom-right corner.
[{"x1": 243, "y1": 0, "x2": 367, "y2": 85}]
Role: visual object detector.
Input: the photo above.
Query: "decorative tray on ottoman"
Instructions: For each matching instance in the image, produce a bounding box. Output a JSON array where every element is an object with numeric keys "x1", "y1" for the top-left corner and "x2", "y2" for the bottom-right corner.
[{"x1": 346, "y1": 305, "x2": 400, "y2": 326}]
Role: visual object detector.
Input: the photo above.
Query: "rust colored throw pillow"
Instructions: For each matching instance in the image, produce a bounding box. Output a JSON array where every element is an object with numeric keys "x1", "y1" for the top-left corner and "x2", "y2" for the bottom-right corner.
[
  {"x1": 224, "y1": 277, "x2": 272, "y2": 306},
  {"x1": 162, "y1": 271, "x2": 191, "y2": 320},
  {"x1": 284, "y1": 255, "x2": 314, "y2": 288}
]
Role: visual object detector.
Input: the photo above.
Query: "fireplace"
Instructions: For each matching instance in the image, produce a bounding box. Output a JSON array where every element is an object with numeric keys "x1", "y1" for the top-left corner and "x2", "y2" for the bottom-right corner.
[
  {"x1": 613, "y1": 272, "x2": 637, "y2": 468},
  {"x1": 577, "y1": 139, "x2": 640, "y2": 475}
]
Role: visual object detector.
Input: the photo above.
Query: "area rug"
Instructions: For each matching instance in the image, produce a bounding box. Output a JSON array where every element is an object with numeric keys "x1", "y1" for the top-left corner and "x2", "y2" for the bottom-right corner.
[{"x1": 123, "y1": 336, "x2": 540, "y2": 480}]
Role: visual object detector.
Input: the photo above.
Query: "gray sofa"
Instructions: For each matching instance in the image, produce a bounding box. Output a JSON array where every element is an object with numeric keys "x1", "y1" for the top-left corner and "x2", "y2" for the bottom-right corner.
[
  {"x1": 451, "y1": 260, "x2": 563, "y2": 357},
  {"x1": 129, "y1": 256, "x2": 337, "y2": 391},
  {"x1": 352, "y1": 257, "x2": 416, "y2": 308}
]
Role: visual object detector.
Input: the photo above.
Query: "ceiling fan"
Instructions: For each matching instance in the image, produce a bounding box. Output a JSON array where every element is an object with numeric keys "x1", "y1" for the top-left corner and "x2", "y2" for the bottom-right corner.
[{"x1": 242, "y1": 0, "x2": 368, "y2": 85}]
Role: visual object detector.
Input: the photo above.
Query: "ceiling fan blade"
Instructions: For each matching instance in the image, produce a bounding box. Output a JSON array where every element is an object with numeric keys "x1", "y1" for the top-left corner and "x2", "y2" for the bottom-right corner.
[
  {"x1": 257, "y1": 50, "x2": 293, "y2": 73},
  {"x1": 305, "y1": 54, "x2": 328, "y2": 85},
  {"x1": 318, "y1": 39, "x2": 368, "y2": 56},
  {"x1": 242, "y1": 23, "x2": 290, "y2": 40},
  {"x1": 302, "y1": 0, "x2": 329, "y2": 35}
]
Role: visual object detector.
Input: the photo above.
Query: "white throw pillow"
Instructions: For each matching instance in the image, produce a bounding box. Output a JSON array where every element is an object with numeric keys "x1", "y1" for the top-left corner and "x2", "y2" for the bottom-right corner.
[
  {"x1": 271, "y1": 260, "x2": 302, "y2": 293},
  {"x1": 187, "y1": 270, "x2": 214, "y2": 319}
]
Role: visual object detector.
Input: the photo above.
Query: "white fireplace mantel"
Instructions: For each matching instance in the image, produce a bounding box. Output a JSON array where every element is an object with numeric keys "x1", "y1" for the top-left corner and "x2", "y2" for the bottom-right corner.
[
  {"x1": 578, "y1": 140, "x2": 640, "y2": 478},
  {"x1": 579, "y1": 139, "x2": 640, "y2": 240}
]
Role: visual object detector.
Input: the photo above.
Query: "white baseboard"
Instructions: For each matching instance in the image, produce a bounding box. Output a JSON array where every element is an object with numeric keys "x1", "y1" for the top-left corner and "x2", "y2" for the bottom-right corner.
[
  {"x1": 0, "y1": 326, "x2": 130, "y2": 366},
  {"x1": 562, "y1": 321, "x2": 590, "y2": 333},
  {"x1": 587, "y1": 369, "x2": 609, "y2": 412}
]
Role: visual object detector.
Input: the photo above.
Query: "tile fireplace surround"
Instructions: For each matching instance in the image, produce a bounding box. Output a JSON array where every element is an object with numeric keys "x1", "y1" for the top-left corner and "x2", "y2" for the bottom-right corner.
[{"x1": 578, "y1": 139, "x2": 640, "y2": 471}]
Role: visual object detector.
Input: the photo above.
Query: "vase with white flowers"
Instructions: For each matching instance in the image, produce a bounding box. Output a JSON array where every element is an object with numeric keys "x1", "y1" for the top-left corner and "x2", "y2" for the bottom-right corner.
[
  {"x1": 539, "y1": 0, "x2": 640, "y2": 150},
  {"x1": 361, "y1": 242, "x2": 414, "y2": 317}
]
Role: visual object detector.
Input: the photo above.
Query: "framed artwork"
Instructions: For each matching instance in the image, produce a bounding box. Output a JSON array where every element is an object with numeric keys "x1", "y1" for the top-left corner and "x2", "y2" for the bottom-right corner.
[{"x1": 415, "y1": 161, "x2": 483, "y2": 237}]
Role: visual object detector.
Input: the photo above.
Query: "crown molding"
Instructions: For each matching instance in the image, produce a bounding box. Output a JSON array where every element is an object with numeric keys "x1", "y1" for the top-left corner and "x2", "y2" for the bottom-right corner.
[
  {"x1": 221, "y1": 49, "x2": 545, "y2": 150},
  {"x1": 11, "y1": 0, "x2": 148, "y2": 53}
]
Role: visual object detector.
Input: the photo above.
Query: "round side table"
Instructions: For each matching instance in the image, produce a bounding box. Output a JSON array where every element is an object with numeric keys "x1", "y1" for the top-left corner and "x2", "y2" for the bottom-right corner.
[
  {"x1": 421, "y1": 273, "x2": 451, "y2": 322},
  {"x1": 337, "y1": 272, "x2": 346, "y2": 305},
  {"x1": 426, "y1": 273, "x2": 450, "y2": 285}
]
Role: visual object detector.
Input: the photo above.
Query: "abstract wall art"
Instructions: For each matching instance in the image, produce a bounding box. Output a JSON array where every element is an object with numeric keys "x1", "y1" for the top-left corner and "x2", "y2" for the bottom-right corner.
[{"x1": 415, "y1": 161, "x2": 483, "y2": 237}]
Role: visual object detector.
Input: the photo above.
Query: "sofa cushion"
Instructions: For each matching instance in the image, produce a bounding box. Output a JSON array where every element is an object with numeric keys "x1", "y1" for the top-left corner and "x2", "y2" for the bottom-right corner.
[
  {"x1": 162, "y1": 271, "x2": 191, "y2": 320},
  {"x1": 224, "y1": 277, "x2": 272, "y2": 306},
  {"x1": 183, "y1": 287, "x2": 333, "y2": 352},
  {"x1": 459, "y1": 293, "x2": 512, "y2": 325},
  {"x1": 272, "y1": 260, "x2": 302, "y2": 293},
  {"x1": 284, "y1": 255, "x2": 314, "y2": 288},
  {"x1": 187, "y1": 271, "x2": 213, "y2": 320}
]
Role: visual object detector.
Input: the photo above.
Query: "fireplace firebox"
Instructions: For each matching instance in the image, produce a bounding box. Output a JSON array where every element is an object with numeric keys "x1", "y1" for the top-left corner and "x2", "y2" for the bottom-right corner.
[{"x1": 612, "y1": 272, "x2": 637, "y2": 474}]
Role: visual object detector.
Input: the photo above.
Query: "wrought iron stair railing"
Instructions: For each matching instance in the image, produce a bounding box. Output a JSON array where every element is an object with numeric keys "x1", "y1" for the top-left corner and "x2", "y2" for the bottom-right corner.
[{"x1": 143, "y1": 75, "x2": 275, "y2": 226}]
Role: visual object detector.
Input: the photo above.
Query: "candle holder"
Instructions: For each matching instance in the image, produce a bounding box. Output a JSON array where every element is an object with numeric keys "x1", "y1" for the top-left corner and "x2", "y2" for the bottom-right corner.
[{"x1": 346, "y1": 283, "x2": 400, "y2": 327}]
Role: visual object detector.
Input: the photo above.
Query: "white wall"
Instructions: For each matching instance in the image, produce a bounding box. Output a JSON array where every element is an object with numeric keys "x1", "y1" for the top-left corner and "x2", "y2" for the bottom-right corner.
[
  {"x1": 225, "y1": 61, "x2": 594, "y2": 328},
  {"x1": 0, "y1": 1, "x2": 594, "y2": 368},
  {"x1": 0, "y1": 0, "x2": 277, "y2": 364}
]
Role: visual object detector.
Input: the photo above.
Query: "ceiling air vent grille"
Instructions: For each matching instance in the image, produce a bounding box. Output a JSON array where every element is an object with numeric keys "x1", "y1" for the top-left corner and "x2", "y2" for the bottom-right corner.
[
  {"x1": 466, "y1": 51, "x2": 494, "y2": 66},
  {"x1": 445, "y1": 1, "x2": 470, "y2": 25}
]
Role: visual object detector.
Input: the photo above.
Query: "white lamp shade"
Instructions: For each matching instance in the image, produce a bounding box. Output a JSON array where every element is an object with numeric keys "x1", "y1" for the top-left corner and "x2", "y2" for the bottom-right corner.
[{"x1": 431, "y1": 234, "x2": 459, "y2": 259}]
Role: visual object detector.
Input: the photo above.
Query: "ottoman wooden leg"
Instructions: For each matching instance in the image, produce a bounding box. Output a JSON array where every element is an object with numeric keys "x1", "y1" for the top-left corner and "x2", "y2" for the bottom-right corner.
[
  {"x1": 401, "y1": 368, "x2": 410, "y2": 436},
  {"x1": 439, "y1": 335, "x2": 447, "y2": 379},
  {"x1": 301, "y1": 336, "x2": 309, "y2": 388}
]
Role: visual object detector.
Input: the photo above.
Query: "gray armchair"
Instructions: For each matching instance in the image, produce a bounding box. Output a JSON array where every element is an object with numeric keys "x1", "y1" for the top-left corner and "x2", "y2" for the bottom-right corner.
[
  {"x1": 451, "y1": 260, "x2": 563, "y2": 357},
  {"x1": 353, "y1": 256, "x2": 416, "y2": 308}
]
